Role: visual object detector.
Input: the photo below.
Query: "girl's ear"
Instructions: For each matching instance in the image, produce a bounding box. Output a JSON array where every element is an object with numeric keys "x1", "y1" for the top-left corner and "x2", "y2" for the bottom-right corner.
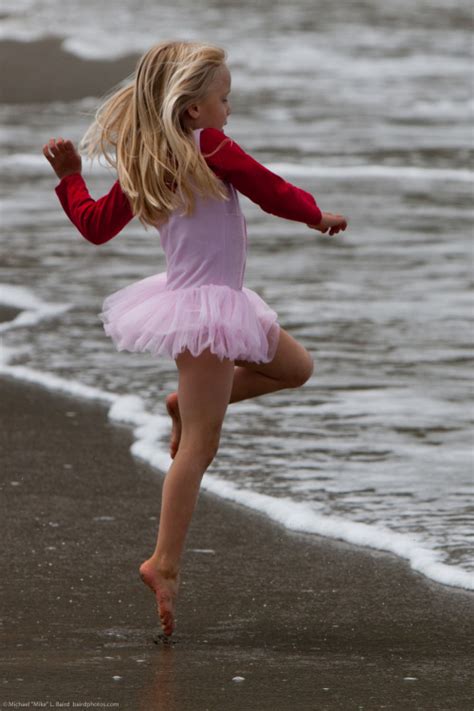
[{"x1": 186, "y1": 103, "x2": 200, "y2": 119}]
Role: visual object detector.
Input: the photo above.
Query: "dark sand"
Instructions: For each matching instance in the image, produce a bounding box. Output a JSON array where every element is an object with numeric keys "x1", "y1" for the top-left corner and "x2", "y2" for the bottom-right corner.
[
  {"x1": 0, "y1": 37, "x2": 140, "y2": 103},
  {"x1": 0, "y1": 306, "x2": 22, "y2": 324},
  {"x1": 0, "y1": 375, "x2": 473, "y2": 710}
]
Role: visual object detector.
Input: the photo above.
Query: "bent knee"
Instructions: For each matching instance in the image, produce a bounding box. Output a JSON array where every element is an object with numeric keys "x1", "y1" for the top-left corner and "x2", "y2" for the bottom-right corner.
[{"x1": 287, "y1": 352, "x2": 315, "y2": 388}]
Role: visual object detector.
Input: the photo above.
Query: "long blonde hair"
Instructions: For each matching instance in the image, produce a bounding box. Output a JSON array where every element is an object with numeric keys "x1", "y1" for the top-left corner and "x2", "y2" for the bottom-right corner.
[{"x1": 78, "y1": 40, "x2": 230, "y2": 229}]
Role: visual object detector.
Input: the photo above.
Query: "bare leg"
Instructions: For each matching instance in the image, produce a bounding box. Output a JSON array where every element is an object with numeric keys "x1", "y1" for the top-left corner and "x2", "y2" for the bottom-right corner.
[
  {"x1": 165, "y1": 366, "x2": 285, "y2": 458},
  {"x1": 140, "y1": 346, "x2": 235, "y2": 636},
  {"x1": 139, "y1": 445, "x2": 209, "y2": 636},
  {"x1": 166, "y1": 327, "x2": 314, "y2": 458}
]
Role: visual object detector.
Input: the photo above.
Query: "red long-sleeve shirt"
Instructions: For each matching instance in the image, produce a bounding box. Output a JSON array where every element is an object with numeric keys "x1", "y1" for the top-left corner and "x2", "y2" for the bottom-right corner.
[{"x1": 54, "y1": 128, "x2": 323, "y2": 245}]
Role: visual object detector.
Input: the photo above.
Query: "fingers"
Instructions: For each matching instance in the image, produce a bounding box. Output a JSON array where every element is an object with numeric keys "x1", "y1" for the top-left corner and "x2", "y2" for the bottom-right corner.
[
  {"x1": 49, "y1": 137, "x2": 64, "y2": 155},
  {"x1": 307, "y1": 217, "x2": 348, "y2": 236},
  {"x1": 42, "y1": 144, "x2": 52, "y2": 163},
  {"x1": 42, "y1": 137, "x2": 74, "y2": 160},
  {"x1": 329, "y1": 219, "x2": 348, "y2": 236},
  {"x1": 58, "y1": 138, "x2": 75, "y2": 151},
  {"x1": 308, "y1": 214, "x2": 348, "y2": 236},
  {"x1": 43, "y1": 138, "x2": 58, "y2": 160}
]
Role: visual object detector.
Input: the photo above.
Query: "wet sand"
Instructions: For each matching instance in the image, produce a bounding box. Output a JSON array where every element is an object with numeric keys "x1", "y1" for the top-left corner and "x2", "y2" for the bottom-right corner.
[
  {"x1": 0, "y1": 37, "x2": 140, "y2": 103},
  {"x1": 0, "y1": 305, "x2": 22, "y2": 324},
  {"x1": 0, "y1": 374, "x2": 473, "y2": 709}
]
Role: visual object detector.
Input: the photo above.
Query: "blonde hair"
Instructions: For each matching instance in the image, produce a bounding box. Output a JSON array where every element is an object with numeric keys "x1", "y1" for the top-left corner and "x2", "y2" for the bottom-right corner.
[{"x1": 78, "y1": 40, "x2": 230, "y2": 229}]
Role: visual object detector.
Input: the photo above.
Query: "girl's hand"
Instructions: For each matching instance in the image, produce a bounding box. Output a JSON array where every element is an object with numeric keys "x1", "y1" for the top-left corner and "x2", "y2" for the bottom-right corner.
[
  {"x1": 42, "y1": 137, "x2": 82, "y2": 180},
  {"x1": 307, "y1": 212, "x2": 348, "y2": 236}
]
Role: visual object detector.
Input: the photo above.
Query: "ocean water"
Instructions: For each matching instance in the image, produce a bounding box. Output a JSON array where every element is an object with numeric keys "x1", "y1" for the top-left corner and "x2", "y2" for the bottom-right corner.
[{"x1": 0, "y1": 0, "x2": 473, "y2": 591}]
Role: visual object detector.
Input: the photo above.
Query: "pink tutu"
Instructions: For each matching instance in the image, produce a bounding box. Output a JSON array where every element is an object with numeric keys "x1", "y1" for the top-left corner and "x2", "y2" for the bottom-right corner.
[{"x1": 98, "y1": 272, "x2": 281, "y2": 364}]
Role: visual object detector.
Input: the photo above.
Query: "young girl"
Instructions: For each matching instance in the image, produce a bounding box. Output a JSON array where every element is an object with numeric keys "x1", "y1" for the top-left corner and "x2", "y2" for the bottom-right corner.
[{"x1": 42, "y1": 40, "x2": 347, "y2": 638}]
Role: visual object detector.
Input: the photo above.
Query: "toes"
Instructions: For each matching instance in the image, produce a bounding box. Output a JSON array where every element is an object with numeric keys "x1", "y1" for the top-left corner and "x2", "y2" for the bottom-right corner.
[
  {"x1": 158, "y1": 603, "x2": 174, "y2": 635},
  {"x1": 160, "y1": 610, "x2": 174, "y2": 636},
  {"x1": 156, "y1": 592, "x2": 175, "y2": 634},
  {"x1": 140, "y1": 560, "x2": 177, "y2": 635}
]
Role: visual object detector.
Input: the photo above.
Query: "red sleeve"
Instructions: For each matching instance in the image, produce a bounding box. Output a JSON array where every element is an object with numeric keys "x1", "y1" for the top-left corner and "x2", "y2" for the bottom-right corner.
[
  {"x1": 54, "y1": 172, "x2": 134, "y2": 245},
  {"x1": 199, "y1": 127, "x2": 322, "y2": 226}
]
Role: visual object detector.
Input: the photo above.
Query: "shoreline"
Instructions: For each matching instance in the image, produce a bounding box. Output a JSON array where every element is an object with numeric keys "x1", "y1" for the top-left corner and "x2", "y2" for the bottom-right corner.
[
  {"x1": 1, "y1": 373, "x2": 473, "y2": 708},
  {"x1": 1, "y1": 356, "x2": 471, "y2": 594}
]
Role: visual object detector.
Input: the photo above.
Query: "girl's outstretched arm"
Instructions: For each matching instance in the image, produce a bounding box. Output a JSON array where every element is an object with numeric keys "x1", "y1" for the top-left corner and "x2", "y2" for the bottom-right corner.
[
  {"x1": 200, "y1": 128, "x2": 347, "y2": 235},
  {"x1": 43, "y1": 138, "x2": 134, "y2": 245},
  {"x1": 54, "y1": 174, "x2": 134, "y2": 245}
]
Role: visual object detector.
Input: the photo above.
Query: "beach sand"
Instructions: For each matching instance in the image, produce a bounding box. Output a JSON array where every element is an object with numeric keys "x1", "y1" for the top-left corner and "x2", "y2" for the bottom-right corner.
[
  {"x1": 1, "y1": 375, "x2": 473, "y2": 709},
  {"x1": 0, "y1": 38, "x2": 140, "y2": 103}
]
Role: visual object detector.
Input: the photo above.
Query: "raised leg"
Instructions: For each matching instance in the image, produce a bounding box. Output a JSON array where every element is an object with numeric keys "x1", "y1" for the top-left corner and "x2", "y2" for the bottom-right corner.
[{"x1": 166, "y1": 327, "x2": 315, "y2": 458}]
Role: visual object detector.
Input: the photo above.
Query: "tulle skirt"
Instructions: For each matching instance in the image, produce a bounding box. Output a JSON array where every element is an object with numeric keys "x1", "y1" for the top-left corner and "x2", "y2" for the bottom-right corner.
[{"x1": 98, "y1": 272, "x2": 281, "y2": 364}]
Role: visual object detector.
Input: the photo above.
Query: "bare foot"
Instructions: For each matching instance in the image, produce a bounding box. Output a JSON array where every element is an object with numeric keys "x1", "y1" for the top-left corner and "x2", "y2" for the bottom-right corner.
[
  {"x1": 139, "y1": 559, "x2": 180, "y2": 637},
  {"x1": 165, "y1": 392, "x2": 181, "y2": 459}
]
